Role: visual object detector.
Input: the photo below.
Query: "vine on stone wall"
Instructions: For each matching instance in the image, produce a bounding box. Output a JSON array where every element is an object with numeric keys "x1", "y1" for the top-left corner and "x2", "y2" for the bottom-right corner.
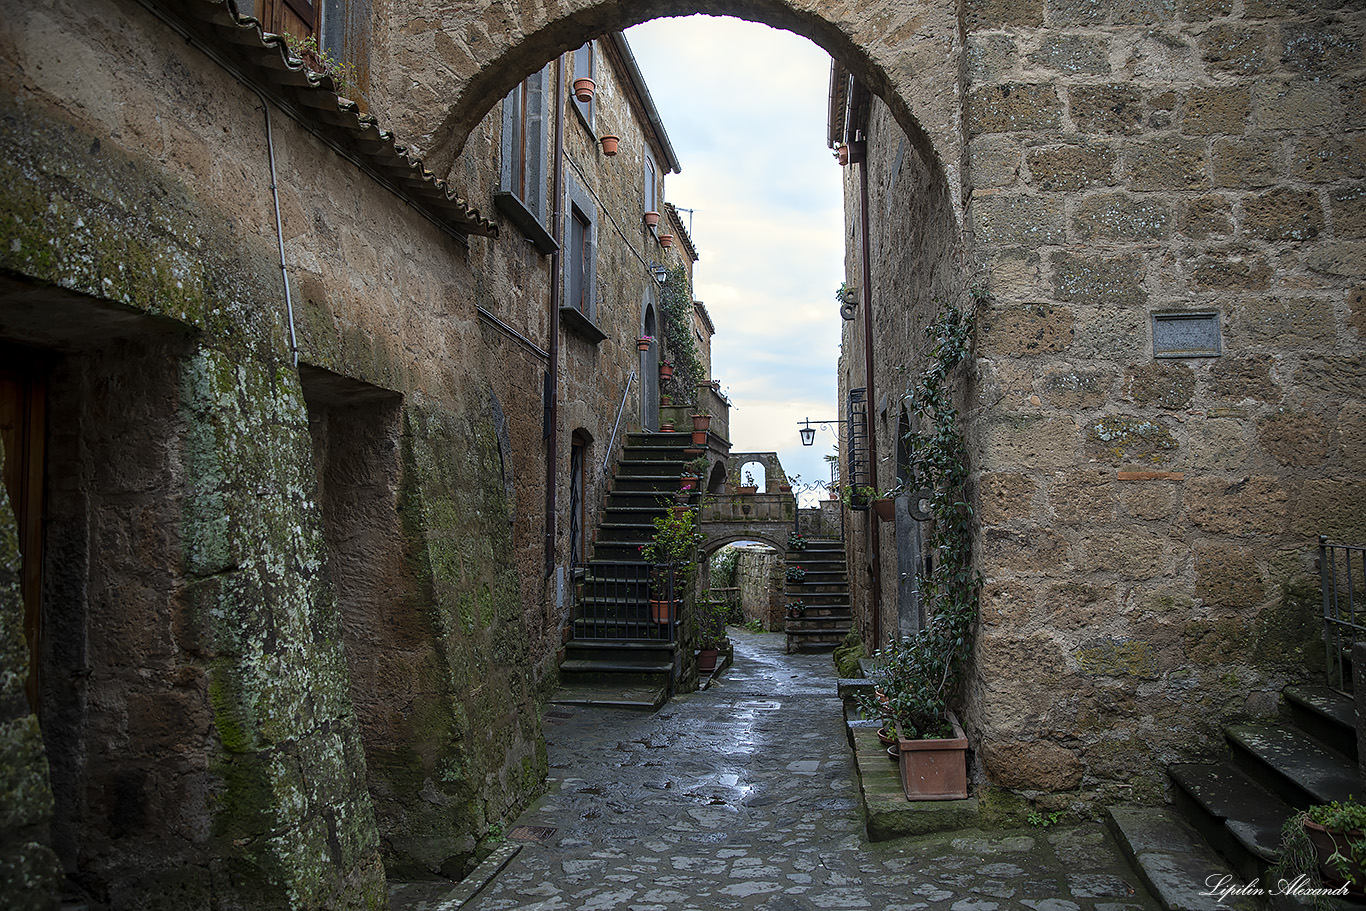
[
  {"x1": 866, "y1": 294, "x2": 982, "y2": 739},
  {"x1": 660, "y1": 265, "x2": 704, "y2": 402}
]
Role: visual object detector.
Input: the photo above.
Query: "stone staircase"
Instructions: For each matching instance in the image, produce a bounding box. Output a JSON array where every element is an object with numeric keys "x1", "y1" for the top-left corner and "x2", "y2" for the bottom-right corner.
[
  {"x1": 554, "y1": 431, "x2": 694, "y2": 710},
  {"x1": 784, "y1": 539, "x2": 852, "y2": 652},
  {"x1": 1109, "y1": 682, "x2": 1361, "y2": 910}
]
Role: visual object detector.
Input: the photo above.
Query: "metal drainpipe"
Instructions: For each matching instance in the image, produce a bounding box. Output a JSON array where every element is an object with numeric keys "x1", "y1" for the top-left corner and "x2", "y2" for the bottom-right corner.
[
  {"x1": 262, "y1": 102, "x2": 300, "y2": 368},
  {"x1": 545, "y1": 54, "x2": 566, "y2": 577},
  {"x1": 855, "y1": 139, "x2": 883, "y2": 650}
]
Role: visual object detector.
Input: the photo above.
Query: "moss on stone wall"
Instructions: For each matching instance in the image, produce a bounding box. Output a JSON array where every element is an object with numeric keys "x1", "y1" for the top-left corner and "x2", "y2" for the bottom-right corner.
[{"x1": 0, "y1": 441, "x2": 63, "y2": 909}]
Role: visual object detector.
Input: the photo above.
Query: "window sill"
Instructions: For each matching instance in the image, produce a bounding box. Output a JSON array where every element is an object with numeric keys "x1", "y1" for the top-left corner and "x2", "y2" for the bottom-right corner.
[
  {"x1": 560, "y1": 307, "x2": 607, "y2": 344},
  {"x1": 493, "y1": 192, "x2": 557, "y2": 254}
]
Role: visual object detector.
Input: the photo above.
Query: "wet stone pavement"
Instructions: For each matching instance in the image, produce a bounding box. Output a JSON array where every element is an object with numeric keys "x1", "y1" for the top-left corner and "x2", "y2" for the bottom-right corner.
[{"x1": 442, "y1": 630, "x2": 1162, "y2": 911}]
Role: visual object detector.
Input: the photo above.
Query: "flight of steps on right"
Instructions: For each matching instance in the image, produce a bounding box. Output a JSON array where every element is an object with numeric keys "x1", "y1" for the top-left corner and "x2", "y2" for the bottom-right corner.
[
  {"x1": 1108, "y1": 683, "x2": 1361, "y2": 911},
  {"x1": 784, "y1": 539, "x2": 852, "y2": 653}
]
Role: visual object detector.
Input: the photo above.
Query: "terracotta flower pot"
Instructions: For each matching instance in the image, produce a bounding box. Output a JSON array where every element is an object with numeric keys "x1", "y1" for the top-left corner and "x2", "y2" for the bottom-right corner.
[
  {"x1": 573, "y1": 77, "x2": 595, "y2": 103},
  {"x1": 658, "y1": 233, "x2": 673, "y2": 248},
  {"x1": 837, "y1": 144, "x2": 849, "y2": 166},
  {"x1": 660, "y1": 423, "x2": 674, "y2": 433},
  {"x1": 637, "y1": 337, "x2": 652, "y2": 351},
  {"x1": 1304, "y1": 819, "x2": 1366, "y2": 897},
  {"x1": 600, "y1": 134, "x2": 619, "y2": 156},
  {"x1": 736, "y1": 485, "x2": 758, "y2": 495},
  {"x1": 897, "y1": 712, "x2": 969, "y2": 801},
  {"x1": 659, "y1": 363, "x2": 673, "y2": 380},
  {"x1": 697, "y1": 648, "x2": 719, "y2": 674},
  {"x1": 649, "y1": 598, "x2": 674, "y2": 625},
  {"x1": 691, "y1": 429, "x2": 708, "y2": 446},
  {"x1": 872, "y1": 498, "x2": 895, "y2": 521},
  {"x1": 680, "y1": 477, "x2": 696, "y2": 491},
  {"x1": 643, "y1": 211, "x2": 660, "y2": 228},
  {"x1": 691, "y1": 413, "x2": 711, "y2": 431}
]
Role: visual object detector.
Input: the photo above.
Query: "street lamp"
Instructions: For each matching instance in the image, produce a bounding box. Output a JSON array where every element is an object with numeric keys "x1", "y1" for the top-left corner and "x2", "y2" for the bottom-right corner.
[{"x1": 798, "y1": 417, "x2": 844, "y2": 446}]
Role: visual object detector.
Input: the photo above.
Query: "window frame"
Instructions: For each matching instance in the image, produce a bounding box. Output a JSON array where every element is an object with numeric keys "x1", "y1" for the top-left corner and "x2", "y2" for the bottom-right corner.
[
  {"x1": 495, "y1": 65, "x2": 556, "y2": 253},
  {"x1": 571, "y1": 41, "x2": 595, "y2": 132}
]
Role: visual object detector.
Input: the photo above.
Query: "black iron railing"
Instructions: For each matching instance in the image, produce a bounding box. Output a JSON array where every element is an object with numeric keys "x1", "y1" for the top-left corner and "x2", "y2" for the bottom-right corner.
[
  {"x1": 1321, "y1": 536, "x2": 1366, "y2": 692},
  {"x1": 572, "y1": 561, "x2": 678, "y2": 642}
]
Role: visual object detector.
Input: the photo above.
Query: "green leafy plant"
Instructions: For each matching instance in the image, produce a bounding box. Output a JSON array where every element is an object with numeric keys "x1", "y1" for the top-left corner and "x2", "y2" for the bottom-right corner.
[
  {"x1": 787, "y1": 531, "x2": 808, "y2": 550},
  {"x1": 1272, "y1": 804, "x2": 1364, "y2": 910},
  {"x1": 694, "y1": 597, "x2": 730, "y2": 650},
  {"x1": 840, "y1": 484, "x2": 876, "y2": 509},
  {"x1": 743, "y1": 618, "x2": 764, "y2": 633},
  {"x1": 660, "y1": 266, "x2": 704, "y2": 400},
  {"x1": 280, "y1": 32, "x2": 359, "y2": 99},
  {"x1": 857, "y1": 295, "x2": 980, "y2": 741},
  {"x1": 786, "y1": 565, "x2": 806, "y2": 583},
  {"x1": 1027, "y1": 811, "x2": 1062, "y2": 828},
  {"x1": 640, "y1": 507, "x2": 703, "y2": 583}
]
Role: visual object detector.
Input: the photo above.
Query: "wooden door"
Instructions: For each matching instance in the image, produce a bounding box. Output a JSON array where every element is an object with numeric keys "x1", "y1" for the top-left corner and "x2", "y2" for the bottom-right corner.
[{"x1": 0, "y1": 355, "x2": 46, "y2": 715}]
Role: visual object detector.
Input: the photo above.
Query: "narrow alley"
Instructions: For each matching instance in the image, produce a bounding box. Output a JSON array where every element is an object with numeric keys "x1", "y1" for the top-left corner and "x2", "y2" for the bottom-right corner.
[{"x1": 393, "y1": 632, "x2": 1162, "y2": 911}]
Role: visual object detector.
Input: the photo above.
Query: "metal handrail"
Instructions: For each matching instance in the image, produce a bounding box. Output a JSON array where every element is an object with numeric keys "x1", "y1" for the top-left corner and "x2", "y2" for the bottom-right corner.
[
  {"x1": 1321, "y1": 536, "x2": 1366, "y2": 692},
  {"x1": 602, "y1": 369, "x2": 635, "y2": 476}
]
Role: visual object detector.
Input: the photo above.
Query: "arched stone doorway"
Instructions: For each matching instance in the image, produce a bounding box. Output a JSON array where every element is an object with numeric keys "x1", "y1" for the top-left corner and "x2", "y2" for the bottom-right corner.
[{"x1": 384, "y1": 0, "x2": 965, "y2": 226}]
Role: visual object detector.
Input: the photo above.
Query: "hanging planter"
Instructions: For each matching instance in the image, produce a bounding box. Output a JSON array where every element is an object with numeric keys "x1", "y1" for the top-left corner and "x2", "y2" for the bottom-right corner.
[
  {"x1": 637, "y1": 336, "x2": 653, "y2": 352},
  {"x1": 600, "y1": 134, "x2": 619, "y2": 156},
  {"x1": 837, "y1": 143, "x2": 849, "y2": 166},
  {"x1": 573, "y1": 77, "x2": 595, "y2": 103},
  {"x1": 871, "y1": 497, "x2": 895, "y2": 521},
  {"x1": 658, "y1": 233, "x2": 673, "y2": 248},
  {"x1": 643, "y1": 211, "x2": 660, "y2": 228},
  {"x1": 659, "y1": 362, "x2": 674, "y2": 380}
]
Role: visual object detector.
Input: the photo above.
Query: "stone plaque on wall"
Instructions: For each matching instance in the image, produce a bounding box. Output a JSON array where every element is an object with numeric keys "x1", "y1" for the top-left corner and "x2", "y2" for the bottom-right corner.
[{"x1": 1151, "y1": 312, "x2": 1221, "y2": 358}]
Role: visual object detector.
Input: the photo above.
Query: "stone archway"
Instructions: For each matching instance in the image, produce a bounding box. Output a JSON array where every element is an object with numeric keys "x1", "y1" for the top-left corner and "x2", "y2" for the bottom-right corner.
[{"x1": 381, "y1": 0, "x2": 965, "y2": 215}]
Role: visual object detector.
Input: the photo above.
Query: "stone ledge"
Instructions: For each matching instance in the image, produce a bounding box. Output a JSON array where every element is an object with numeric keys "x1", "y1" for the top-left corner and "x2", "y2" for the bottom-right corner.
[{"x1": 848, "y1": 724, "x2": 980, "y2": 841}]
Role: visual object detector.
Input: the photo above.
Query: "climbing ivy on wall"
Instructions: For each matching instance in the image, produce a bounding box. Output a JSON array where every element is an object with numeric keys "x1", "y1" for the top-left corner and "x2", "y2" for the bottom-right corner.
[
  {"x1": 869, "y1": 294, "x2": 982, "y2": 739},
  {"x1": 660, "y1": 265, "x2": 704, "y2": 402}
]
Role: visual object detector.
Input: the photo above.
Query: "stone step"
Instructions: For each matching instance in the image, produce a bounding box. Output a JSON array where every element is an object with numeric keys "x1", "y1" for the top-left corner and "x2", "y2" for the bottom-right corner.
[
  {"x1": 552, "y1": 677, "x2": 669, "y2": 711},
  {"x1": 1107, "y1": 805, "x2": 1259, "y2": 911},
  {"x1": 1283, "y1": 684, "x2": 1358, "y2": 761},
  {"x1": 1227, "y1": 722, "x2": 1360, "y2": 809},
  {"x1": 1169, "y1": 761, "x2": 1293, "y2": 882}
]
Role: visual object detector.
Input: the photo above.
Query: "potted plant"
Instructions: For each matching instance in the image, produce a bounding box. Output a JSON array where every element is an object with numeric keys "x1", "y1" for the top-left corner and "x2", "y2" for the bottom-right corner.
[
  {"x1": 639, "y1": 507, "x2": 703, "y2": 626},
  {"x1": 1277, "y1": 800, "x2": 1366, "y2": 898},
  {"x1": 786, "y1": 599, "x2": 805, "y2": 620},
  {"x1": 659, "y1": 360, "x2": 674, "y2": 380},
  {"x1": 694, "y1": 598, "x2": 729, "y2": 674},
  {"x1": 679, "y1": 473, "x2": 697, "y2": 492},
  {"x1": 660, "y1": 394, "x2": 673, "y2": 406},
  {"x1": 841, "y1": 484, "x2": 876, "y2": 511},
  {"x1": 787, "y1": 531, "x2": 808, "y2": 551},
  {"x1": 691, "y1": 411, "x2": 711, "y2": 431},
  {"x1": 643, "y1": 211, "x2": 660, "y2": 228},
  {"x1": 572, "y1": 77, "x2": 595, "y2": 102},
  {"x1": 636, "y1": 335, "x2": 654, "y2": 352},
  {"x1": 785, "y1": 565, "x2": 805, "y2": 584},
  {"x1": 600, "y1": 134, "x2": 619, "y2": 156},
  {"x1": 736, "y1": 470, "x2": 758, "y2": 495},
  {"x1": 836, "y1": 143, "x2": 849, "y2": 166}
]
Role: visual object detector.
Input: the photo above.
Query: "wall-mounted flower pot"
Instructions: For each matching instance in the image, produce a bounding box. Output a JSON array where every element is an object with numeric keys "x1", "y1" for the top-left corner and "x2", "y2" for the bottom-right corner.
[
  {"x1": 600, "y1": 134, "x2": 619, "y2": 156},
  {"x1": 871, "y1": 498, "x2": 895, "y2": 521},
  {"x1": 736, "y1": 485, "x2": 758, "y2": 495},
  {"x1": 573, "y1": 77, "x2": 595, "y2": 103},
  {"x1": 659, "y1": 363, "x2": 674, "y2": 380},
  {"x1": 643, "y1": 211, "x2": 660, "y2": 228},
  {"x1": 658, "y1": 233, "x2": 673, "y2": 248},
  {"x1": 637, "y1": 337, "x2": 652, "y2": 351},
  {"x1": 837, "y1": 144, "x2": 849, "y2": 166}
]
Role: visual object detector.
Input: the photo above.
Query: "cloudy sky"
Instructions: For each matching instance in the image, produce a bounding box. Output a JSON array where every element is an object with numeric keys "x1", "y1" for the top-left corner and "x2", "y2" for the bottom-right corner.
[{"x1": 624, "y1": 16, "x2": 846, "y2": 501}]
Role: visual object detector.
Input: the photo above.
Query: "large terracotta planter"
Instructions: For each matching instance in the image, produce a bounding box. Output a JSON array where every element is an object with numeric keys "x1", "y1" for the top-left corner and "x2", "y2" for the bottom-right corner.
[
  {"x1": 691, "y1": 413, "x2": 711, "y2": 431},
  {"x1": 896, "y1": 712, "x2": 968, "y2": 801},
  {"x1": 871, "y1": 498, "x2": 895, "y2": 521},
  {"x1": 691, "y1": 429, "x2": 707, "y2": 446},
  {"x1": 1304, "y1": 819, "x2": 1366, "y2": 897},
  {"x1": 659, "y1": 363, "x2": 673, "y2": 380},
  {"x1": 658, "y1": 233, "x2": 673, "y2": 248},
  {"x1": 735, "y1": 485, "x2": 758, "y2": 495}
]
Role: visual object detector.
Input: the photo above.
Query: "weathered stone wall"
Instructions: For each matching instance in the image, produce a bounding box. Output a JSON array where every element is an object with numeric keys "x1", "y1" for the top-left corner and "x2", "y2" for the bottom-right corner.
[
  {"x1": 837, "y1": 0, "x2": 1366, "y2": 810},
  {"x1": 734, "y1": 545, "x2": 785, "y2": 630},
  {"x1": 962, "y1": 0, "x2": 1366, "y2": 806}
]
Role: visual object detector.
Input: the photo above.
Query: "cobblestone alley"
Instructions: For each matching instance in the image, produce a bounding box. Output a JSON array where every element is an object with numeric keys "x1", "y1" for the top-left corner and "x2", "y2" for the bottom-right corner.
[{"x1": 393, "y1": 630, "x2": 1165, "y2": 911}]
